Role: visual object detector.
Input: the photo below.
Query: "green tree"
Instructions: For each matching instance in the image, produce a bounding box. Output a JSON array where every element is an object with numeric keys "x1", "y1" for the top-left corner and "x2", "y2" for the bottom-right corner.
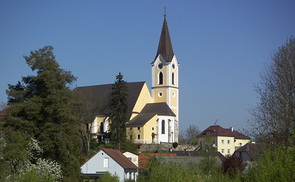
[
  {"x1": 250, "y1": 36, "x2": 295, "y2": 144},
  {"x1": 2, "y1": 46, "x2": 81, "y2": 181},
  {"x1": 109, "y1": 72, "x2": 128, "y2": 148}
]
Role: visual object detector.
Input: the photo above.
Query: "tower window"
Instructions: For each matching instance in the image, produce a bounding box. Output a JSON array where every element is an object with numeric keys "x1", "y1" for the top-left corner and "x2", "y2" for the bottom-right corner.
[
  {"x1": 172, "y1": 72, "x2": 175, "y2": 85},
  {"x1": 161, "y1": 120, "x2": 165, "y2": 134},
  {"x1": 159, "y1": 72, "x2": 163, "y2": 85}
]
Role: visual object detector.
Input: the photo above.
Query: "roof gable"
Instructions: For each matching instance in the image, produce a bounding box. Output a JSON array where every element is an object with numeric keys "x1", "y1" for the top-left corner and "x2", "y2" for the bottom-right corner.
[
  {"x1": 127, "y1": 102, "x2": 175, "y2": 126},
  {"x1": 73, "y1": 82, "x2": 146, "y2": 120},
  {"x1": 197, "y1": 125, "x2": 250, "y2": 139},
  {"x1": 235, "y1": 143, "x2": 264, "y2": 160},
  {"x1": 102, "y1": 148, "x2": 138, "y2": 169},
  {"x1": 81, "y1": 148, "x2": 137, "y2": 170}
]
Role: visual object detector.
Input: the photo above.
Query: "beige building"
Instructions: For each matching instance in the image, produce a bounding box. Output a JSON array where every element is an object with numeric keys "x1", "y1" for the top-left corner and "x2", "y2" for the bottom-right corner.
[{"x1": 196, "y1": 125, "x2": 250, "y2": 156}]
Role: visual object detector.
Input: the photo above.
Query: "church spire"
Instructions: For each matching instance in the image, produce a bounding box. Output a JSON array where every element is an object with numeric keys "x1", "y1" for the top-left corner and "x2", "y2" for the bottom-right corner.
[{"x1": 154, "y1": 13, "x2": 174, "y2": 63}]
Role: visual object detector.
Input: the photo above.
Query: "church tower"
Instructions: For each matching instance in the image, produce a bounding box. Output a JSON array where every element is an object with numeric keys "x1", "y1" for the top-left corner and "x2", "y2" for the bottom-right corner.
[{"x1": 151, "y1": 14, "x2": 179, "y2": 142}]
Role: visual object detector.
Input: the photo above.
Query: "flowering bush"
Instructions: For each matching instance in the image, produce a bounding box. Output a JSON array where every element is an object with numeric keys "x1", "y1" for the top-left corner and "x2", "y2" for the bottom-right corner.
[{"x1": 8, "y1": 138, "x2": 63, "y2": 181}]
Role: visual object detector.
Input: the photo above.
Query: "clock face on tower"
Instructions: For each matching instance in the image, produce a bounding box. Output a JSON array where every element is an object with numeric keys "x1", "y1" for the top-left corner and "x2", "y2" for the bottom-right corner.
[{"x1": 158, "y1": 62, "x2": 163, "y2": 70}]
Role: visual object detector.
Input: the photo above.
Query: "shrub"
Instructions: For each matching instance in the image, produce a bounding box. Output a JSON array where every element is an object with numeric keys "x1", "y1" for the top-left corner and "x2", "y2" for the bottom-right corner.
[
  {"x1": 99, "y1": 173, "x2": 119, "y2": 182},
  {"x1": 222, "y1": 155, "x2": 246, "y2": 178},
  {"x1": 244, "y1": 143, "x2": 295, "y2": 181},
  {"x1": 172, "y1": 142, "x2": 178, "y2": 148}
]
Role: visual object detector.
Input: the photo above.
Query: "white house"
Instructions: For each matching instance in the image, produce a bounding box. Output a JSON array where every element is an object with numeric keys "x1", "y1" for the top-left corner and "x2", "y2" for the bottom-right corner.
[
  {"x1": 123, "y1": 151, "x2": 139, "y2": 167},
  {"x1": 81, "y1": 148, "x2": 138, "y2": 182}
]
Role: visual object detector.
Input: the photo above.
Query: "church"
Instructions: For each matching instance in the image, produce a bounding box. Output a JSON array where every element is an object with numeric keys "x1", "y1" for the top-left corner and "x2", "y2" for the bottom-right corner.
[{"x1": 74, "y1": 14, "x2": 179, "y2": 144}]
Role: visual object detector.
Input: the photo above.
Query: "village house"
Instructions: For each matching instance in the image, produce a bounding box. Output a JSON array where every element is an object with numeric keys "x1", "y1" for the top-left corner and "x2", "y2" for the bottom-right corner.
[
  {"x1": 196, "y1": 125, "x2": 250, "y2": 156},
  {"x1": 234, "y1": 142, "x2": 264, "y2": 162},
  {"x1": 80, "y1": 148, "x2": 138, "y2": 182}
]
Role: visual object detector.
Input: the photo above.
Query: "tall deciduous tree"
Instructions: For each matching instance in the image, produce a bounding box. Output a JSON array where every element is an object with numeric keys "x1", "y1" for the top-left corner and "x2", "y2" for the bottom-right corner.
[
  {"x1": 72, "y1": 91, "x2": 100, "y2": 156},
  {"x1": 2, "y1": 46, "x2": 81, "y2": 180},
  {"x1": 251, "y1": 36, "x2": 295, "y2": 144},
  {"x1": 109, "y1": 72, "x2": 128, "y2": 147}
]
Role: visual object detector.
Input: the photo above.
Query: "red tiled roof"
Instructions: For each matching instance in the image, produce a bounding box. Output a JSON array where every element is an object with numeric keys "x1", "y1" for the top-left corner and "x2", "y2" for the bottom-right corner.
[
  {"x1": 196, "y1": 125, "x2": 250, "y2": 139},
  {"x1": 138, "y1": 152, "x2": 177, "y2": 169},
  {"x1": 102, "y1": 148, "x2": 137, "y2": 169},
  {"x1": 81, "y1": 148, "x2": 137, "y2": 169}
]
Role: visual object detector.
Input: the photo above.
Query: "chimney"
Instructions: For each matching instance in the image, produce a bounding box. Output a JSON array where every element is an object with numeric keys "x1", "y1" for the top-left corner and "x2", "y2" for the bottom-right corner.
[{"x1": 230, "y1": 127, "x2": 233, "y2": 132}]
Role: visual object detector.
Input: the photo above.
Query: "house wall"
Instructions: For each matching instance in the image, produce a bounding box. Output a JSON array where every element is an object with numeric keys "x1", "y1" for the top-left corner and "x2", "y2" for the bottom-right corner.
[
  {"x1": 123, "y1": 152, "x2": 138, "y2": 167},
  {"x1": 81, "y1": 150, "x2": 125, "y2": 182},
  {"x1": 158, "y1": 116, "x2": 175, "y2": 143},
  {"x1": 217, "y1": 136, "x2": 235, "y2": 156},
  {"x1": 235, "y1": 138, "x2": 250, "y2": 150},
  {"x1": 127, "y1": 115, "x2": 158, "y2": 144},
  {"x1": 197, "y1": 136, "x2": 218, "y2": 146},
  {"x1": 142, "y1": 115, "x2": 158, "y2": 143},
  {"x1": 92, "y1": 116, "x2": 109, "y2": 135},
  {"x1": 235, "y1": 151, "x2": 251, "y2": 161}
]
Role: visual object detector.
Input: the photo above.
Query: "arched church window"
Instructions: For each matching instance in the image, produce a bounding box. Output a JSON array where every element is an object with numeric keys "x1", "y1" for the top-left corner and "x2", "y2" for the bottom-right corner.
[
  {"x1": 161, "y1": 120, "x2": 165, "y2": 134},
  {"x1": 172, "y1": 72, "x2": 175, "y2": 85},
  {"x1": 100, "y1": 122, "x2": 104, "y2": 133},
  {"x1": 159, "y1": 72, "x2": 163, "y2": 85}
]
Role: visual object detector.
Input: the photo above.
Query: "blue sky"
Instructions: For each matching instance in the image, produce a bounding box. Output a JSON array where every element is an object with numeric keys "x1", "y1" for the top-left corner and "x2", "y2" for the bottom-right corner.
[{"x1": 1, "y1": 1, "x2": 295, "y2": 133}]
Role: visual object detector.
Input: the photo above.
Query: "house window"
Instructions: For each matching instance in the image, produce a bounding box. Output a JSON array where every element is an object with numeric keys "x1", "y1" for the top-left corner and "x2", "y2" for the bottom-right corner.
[
  {"x1": 152, "y1": 127, "x2": 154, "y2": 131},
  {"x1": 213, "y1": 140, "x2": 215, "y2": 144},
  {"x1": 130, "y1": 127, "x2": 132, "y2": 130},
  {"x1": 239, "y1": 143, "x2": 242, "y2": 146},
  {"x1": 161, "y1": 120, "x2": 165, "y2": 134},
  {"x1": 228, "y1": 149, "x2": 230, "y2": 154},
  {"x1": 221, "y1": 149, "x2": 224, "y2": 154},
  {"x1": 137, "y1": 127, "x2": 140, "y2": 131},
  {"x1": 222, "y1": 140, "x2": 224, "y2": 144},
  {"x1": 129, "y1": 134, "x2": 132, "y2": 140},
  {"x1": 159, "y1": 72, "x2": 163, "y2": 85},
  {"x1": 200, "y1": 141, "x2": 202, "y2": 145},
  {"x1": 227, "y1": 140, "x2": 230, "y2": 144},
  {"x1": 172, "y1": 72, "x2": 175, "y2": 85},
  {"x1": 137, "y1": 134, "x2": 140, "y2": 140},
  {"x1": 103, "y1": 157, "x2": 109, "y2": 168},
  {"x1": 128, "y1": 157, "x2": 132, "y2": 161}
]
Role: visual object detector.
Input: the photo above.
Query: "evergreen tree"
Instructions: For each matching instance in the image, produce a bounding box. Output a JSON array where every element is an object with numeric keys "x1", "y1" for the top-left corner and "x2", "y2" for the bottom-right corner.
[
  {"x1": 2, "y1": 46, "x2": 81, "y2": 181},
  {"x1": 109, "y1": 72, "x2": 128, "y2": 148}
]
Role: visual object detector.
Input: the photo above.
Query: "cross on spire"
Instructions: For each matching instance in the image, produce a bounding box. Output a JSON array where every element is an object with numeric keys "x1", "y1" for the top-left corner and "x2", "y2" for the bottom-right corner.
[{"x1": 164, "y1": 6, "x2": 167, "y2": 16}]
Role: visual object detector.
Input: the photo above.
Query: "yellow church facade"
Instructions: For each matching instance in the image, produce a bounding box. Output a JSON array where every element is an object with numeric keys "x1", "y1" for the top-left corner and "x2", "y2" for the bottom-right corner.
[{"x1": 74, "y1": 14, "x2": 179, "y2": 144}]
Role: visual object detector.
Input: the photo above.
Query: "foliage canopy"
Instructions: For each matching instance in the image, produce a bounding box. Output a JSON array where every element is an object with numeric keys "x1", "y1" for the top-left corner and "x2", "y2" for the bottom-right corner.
[{"x1": 1, "y1": 46, "x2": 81, "y2": 181}]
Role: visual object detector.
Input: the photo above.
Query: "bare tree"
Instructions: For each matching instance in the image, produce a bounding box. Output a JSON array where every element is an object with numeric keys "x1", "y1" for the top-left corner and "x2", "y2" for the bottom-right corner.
[
  {"x1": 72, "y1": 91, "x2": 100, "y2": 156},
  {"x1": 250, "y1": 36, "x2": 295, "y2": 145},
  {"x1": 179, "y1": 125, "x2": 200, "y2": 144}
]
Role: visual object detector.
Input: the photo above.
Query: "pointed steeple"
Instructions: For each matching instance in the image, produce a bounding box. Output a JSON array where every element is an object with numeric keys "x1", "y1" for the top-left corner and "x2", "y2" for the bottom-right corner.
[{"x1": 154, "y1": 14, "x2": 174, "y2": 63}]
